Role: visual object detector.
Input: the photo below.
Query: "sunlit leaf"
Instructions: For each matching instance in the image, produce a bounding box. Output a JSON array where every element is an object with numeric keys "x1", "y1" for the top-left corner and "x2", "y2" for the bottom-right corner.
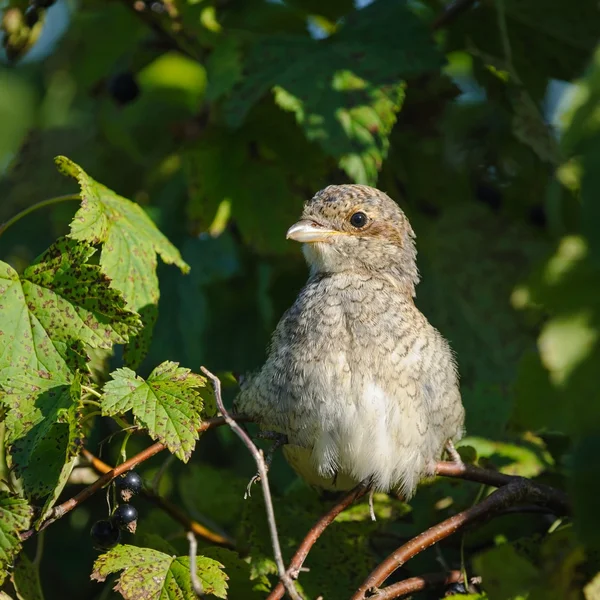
[
  {"x1": 101, "y1": 362, "x2": 206, "y2": 461},
  {"x1": 56, "y1": 155, "x2": 189, "y2": 367},
  {"x1": 91, "y1": 544, "x2": 228, "y2": 599},
  {"x1": 0, "y1": 492, "x2": 33, "y2": 586},
  {"x1": 225, "y1": 0, "x2": 442, "y2": 183},
  {"x1": 0, "y1": 238, "x2": 138, "y2": 496}
]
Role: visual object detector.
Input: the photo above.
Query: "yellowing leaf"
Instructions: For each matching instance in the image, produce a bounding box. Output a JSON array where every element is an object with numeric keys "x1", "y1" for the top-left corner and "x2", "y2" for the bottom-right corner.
[
  {"x1": 0, "y1": 238, "x2": 138, "y2": 497},
  {"x1": 56, "y1": 155, "x2": 189, "y2": 367},
  {"x1": 0, "y1": 492, "x2": 33, "y2": 586},
  {"x1": 91, "y1": 544, "x2": 228, "y2": 600}
]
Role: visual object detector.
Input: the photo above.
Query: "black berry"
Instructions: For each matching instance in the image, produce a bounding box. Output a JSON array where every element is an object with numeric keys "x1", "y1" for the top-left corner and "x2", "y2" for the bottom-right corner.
[
  {"x1": 445, "y1": 582, "x2": 468, "y2": 596},
  {"x1": 112, "y1": 504, "x2": 138, "y2": 533},
  {"x1": 115, "y1": 470, "x2": 143, "y2": 501},
  {"x1": 107, "y1": 72, "x2": 140, "y2": 106},
  {"x1": 24, "y1": 6, "x2": 39, "y2": 27},
  {"x1": 90, "y1": 519, "x2": 121, "y2": 551}
]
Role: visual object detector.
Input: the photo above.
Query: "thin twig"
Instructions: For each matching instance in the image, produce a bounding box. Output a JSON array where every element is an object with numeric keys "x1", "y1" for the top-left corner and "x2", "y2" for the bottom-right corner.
[
  {"x1": 200, "y1": 367, "x2": 302, "y2": 600},
  {"x1": 187, "y1": 531, "x2": 205, "y2": 597},
  {"x1": 350, "y1": 480, "x2": 565, "y2": 599},
  {"x1": 0, "y1": 194, "x2": 80, "y2": 237},
  {"x1": 21, "y1": 416, "x2": 250, "y2": 540},
  {"x1": 370, "y1": 570, "x2": 463, "y2": 600},
  {"x1": 266, "y1": 484, "x2": 368, "y2": 600},
  {"x1": 82, "y1": 449, "x2": 235, "y2": 547}
]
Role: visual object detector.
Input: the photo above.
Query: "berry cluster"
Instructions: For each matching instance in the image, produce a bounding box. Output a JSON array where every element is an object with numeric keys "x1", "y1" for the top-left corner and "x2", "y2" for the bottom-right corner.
[{"x1": 90, "y1": 470, "x2": 142, "y2": 551}]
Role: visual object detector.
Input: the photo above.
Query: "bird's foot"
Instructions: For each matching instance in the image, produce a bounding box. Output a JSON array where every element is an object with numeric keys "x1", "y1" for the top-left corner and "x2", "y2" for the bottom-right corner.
[
  {"x1": 445, "y1": 440, "x2": 464, "y2": 466},
  {"x1": 244, "y1": 432, "x2": 288, "y2": 499},
  {"x1": 368, "y1": 488, "x2": 377, "y2": 522}
]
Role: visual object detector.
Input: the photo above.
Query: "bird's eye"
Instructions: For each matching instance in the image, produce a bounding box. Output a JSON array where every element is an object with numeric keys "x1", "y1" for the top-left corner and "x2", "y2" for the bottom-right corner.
[{"x1": 349, "y1": 212, "x2": 368, "y2": 228}]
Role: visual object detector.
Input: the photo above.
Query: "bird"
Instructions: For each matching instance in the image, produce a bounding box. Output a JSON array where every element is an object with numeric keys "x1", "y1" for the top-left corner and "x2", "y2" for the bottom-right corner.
[{"x1": 234, "y1": 184, "x2": 465, "y2": 499}]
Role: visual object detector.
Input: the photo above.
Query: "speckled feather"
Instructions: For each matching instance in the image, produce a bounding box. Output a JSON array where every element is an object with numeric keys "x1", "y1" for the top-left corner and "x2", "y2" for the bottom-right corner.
[{"x1": 235, "y1": 185, "x2": 465, "y2": 498}]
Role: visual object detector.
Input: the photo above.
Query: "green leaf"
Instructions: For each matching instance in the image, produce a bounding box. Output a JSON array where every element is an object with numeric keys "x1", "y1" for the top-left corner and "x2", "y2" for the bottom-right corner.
[
  {"x1": 205, "y1": 37, "x2": 243, "y2": 102},
  {"x1": 12, "y1": 553, "x2": 44, "y2": 600},
  {"x1": 178, "y1": 464, "x2": 247, "y2": 529},
  {"x1": 55, "y1": 155, "x2": 189, "y2": 367},
  {"x1": 0, "y1": 238, "x2": 138, "y2": 497},
  {"x1": 0, "y1": 492, "x2": 33, "y2": 586},
  {"x1": 183, "y1": 130, "x2": 303, "y2": 254},
  {"x1": 0, "y1": 238, "x2": 141, "y2": 364},
  {"x1": 200, "y1": 548, "x2": 270, "y2": 599},
  {"x1": 474, "y1": 543, "x2": 539, "y2": 600},
  {"x1": 91, "y1": 545, "x2": 228, "y2": 600},
  {"x1": 512, "y1": 236, "x2": 600, "y2": 436},
  {"x1": 101, "y1": 362, "x2": 207, "y2": 461},
  {"x1": 225, "y1": 0, "x2": 442, "y2": 183}
]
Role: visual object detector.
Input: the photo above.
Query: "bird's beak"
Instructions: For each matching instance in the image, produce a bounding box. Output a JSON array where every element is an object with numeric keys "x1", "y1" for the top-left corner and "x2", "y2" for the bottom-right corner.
[{"x1": 286, "y1": 220, "x2": 338, "y2": 243}]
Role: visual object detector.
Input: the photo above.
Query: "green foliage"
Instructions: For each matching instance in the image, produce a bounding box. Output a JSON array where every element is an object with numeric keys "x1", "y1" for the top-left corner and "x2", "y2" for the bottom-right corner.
[
  {"x1": 101, "y1": 362, "x2": 207, "y2": 461},
  {"x1": 12, "y1": 553, "x2": 44, "y2": 600},
  {"x1": 0, "y1": 492, "x2": 32, "y2": 586},
  {"x1": 226, "y1": 0, "x2": 442, "y2": 183},
  {"x1": 57, "y1": 156, "x2": 189, "y2": 367},
  {"x1": 0, "y1": 0, "x2": 600, "y2": 598},
  {"x1": 91, "y1": 544, "x2": 228, "y2": 600}
]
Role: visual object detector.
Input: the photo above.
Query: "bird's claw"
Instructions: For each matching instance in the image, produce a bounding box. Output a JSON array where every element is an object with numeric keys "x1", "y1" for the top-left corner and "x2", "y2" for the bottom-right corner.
[
  {"x1": 245, "y1": 474, "x2": 261, "y2": 499},
  {"x1": 244, "y1": 432, "x2": 287, "y2": 499},
  {"x1": 445, "y1": 440, "x2": 464, "y2": 466}
]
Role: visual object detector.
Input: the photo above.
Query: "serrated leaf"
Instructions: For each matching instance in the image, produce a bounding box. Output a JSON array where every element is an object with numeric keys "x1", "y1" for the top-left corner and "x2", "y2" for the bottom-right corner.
[
  {"x1": 0, "y1": 238, "x2": 140, "y2": 368},
  {"x1": 200, "y1": 548, "x2": 270, "y2": 599},
  {"x1": 225, "y1": 0, "x2": 442, "y2": 183},
  {"x1": 101, "y1": 362, "x2": 206, "y2": 461},
  {"x1": 0, "y1": 239, "x2": 137, "y2": 497},
  {"x1": 12, "y1": 553, "x2": 44, "y2": 600},
  {"x1": 56, "y1": 155, "x2": 189, "y2": 367},
  {"x1": 91, "y1": 545, "x2": 228, "y2": 600},
  {"x1": 0, "y1": 492, "x2": 33, "y2": 586},
  {"x1": 205, "y1": 37, "x2": 243, "y2": 102}
]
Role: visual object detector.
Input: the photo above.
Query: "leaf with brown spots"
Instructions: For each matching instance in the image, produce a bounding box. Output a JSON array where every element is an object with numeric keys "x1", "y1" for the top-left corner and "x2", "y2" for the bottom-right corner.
[
  {"x1": 101, "y1": 362, "x2": 207, "y2": 461},
  {"x1": 0, "y1": 492, "x2": 33, "y2": 586},
  {"x1": 91, "y1": 544, "x2": 228, "y2": 600},
  {"x1": 0, "y1": 239, "x2": 139, "y2": 497},
  {"x1": 56, "y1": 155, "x2": 190, "y2": 368},
  {"x1": 12, "y1": 552, "x2": 44, "y2": 600}
]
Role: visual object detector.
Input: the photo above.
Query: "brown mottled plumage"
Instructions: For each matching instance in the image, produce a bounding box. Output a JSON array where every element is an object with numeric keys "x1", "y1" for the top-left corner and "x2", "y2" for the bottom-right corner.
[{"x1": 234, "y1": 184, "x2": 465, "y2": 498}]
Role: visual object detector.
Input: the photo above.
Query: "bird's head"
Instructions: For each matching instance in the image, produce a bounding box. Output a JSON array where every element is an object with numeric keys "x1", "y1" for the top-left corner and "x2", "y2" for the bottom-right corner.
[{"x1": 287, "y1": 184, "x2": 419, "y2": 295}]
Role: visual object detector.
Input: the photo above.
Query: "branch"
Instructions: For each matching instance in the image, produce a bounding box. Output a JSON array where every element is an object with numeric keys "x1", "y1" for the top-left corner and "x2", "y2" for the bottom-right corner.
[
  {"x1": 200, "y1": 367, "x2": 302, "y2": 600},
  {"x1": 266, "y1": 484, "x2": 368, "y2": 600},
  {"x1": 351, "y1": 479, "x2": 566, "y2": 599},
  {"x1": 82, "y1": 449, "x2": 235, "y2": 548},
  {"x1": 371, "y1": 570, "x2": 464, "y2": 600},
  {"x1": 434, "y1": 461, "x2": 570, "y2": 515},
  {"x1": 431, "y1": 0, "x2": 477, "y2": 31},
  {"x1": 22, "y1": 416, "x2": 250, "y2": 539}
]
